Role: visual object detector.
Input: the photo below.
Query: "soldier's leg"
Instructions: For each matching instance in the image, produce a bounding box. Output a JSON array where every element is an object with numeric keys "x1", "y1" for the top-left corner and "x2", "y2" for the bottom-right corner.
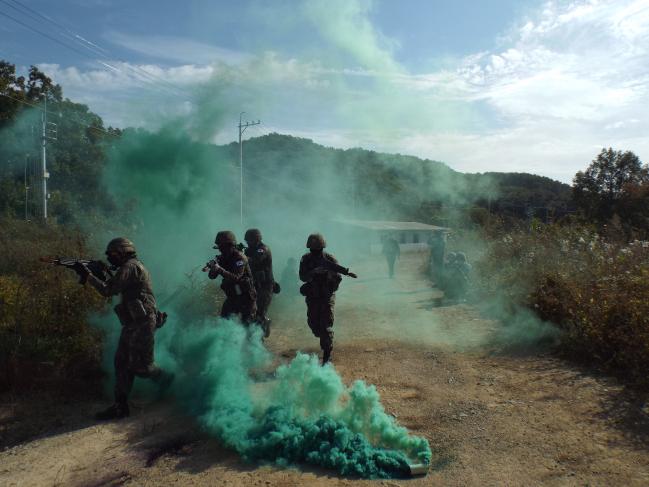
[
  {"x1": 388, "y1": 256, "x2": 395, "y2": 278},
  {"x1": 131, "y1": 321, "x2": 174, "y2": 395},
  {"x1": 240, "y1": 296, "x2": 257, "y2": 327},
  {"x1": 220, "y1": 297, "x2": 236, "y2": 320},
  {"x1": 96, "y1": 327, "x2": 132, "y2": 420},
  {"x1": 256, "y1": 287, "x2": 273, "y2": 337},
  {"x1": 114, "y1": 327, "x2": 135, "y2": 403},
  {"x1": 319, "y1": 296, "x2": 335, "y2": 364},
  {"x1": 305, "y1": 297, "x2": 320, "y2": 338}
]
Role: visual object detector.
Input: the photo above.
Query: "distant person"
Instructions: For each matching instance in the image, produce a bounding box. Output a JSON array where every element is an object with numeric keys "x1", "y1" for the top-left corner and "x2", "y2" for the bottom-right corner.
[
  {"x1": 280, "y1": 257, "x2": 300, "y2": 296},
  {"x1": 82, "y1": 237, "x2": 173, "y2": 420},
  {"x1": 204, "y1": 231, "x2": 257, "y2": 326},
  {"x1": 444, "y1": 252, "x2": 471, "y2": 302},
  {"x1": 381, "y1": 234, "x2": 400, "y2": 278},
  {"x1": 244, "y1": 228, "x2": 275, "y2": 338},
  {"x1": 299, "y1": 233, "x2": 357, "y2": 365},
  {"x1": 429, "y1": 230, "x2": 447, "y2": 285}
]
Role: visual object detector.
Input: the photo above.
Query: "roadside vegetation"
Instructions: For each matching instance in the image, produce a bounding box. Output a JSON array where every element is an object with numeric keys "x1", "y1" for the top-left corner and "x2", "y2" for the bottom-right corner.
[
  {"x1": 1, "y1": 59, "x2": 649, "y2": 392},
  {"x1": 475, "y1": 222, "x2": 649, "y2": 385}
]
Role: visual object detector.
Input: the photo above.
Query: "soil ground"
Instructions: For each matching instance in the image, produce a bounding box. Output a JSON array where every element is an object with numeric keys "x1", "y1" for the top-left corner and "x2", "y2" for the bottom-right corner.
[{"x1": 2, "y1": 252, "x2": 649, "y2": 486}]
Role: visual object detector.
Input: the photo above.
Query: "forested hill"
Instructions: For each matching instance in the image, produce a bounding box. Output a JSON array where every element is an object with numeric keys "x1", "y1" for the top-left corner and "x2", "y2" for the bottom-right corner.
[
  {"x1": 0, "y1": 61, "x2": 572, "y2": 225},
  {"x1": 226, "y1": 134, "x2": 574, "y2": 221}
]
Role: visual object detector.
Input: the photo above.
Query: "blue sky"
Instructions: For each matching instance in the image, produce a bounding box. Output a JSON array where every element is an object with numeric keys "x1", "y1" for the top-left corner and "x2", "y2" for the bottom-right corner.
[{"x1": 1, "y1": 0, "x2": 648, "y2": 182}]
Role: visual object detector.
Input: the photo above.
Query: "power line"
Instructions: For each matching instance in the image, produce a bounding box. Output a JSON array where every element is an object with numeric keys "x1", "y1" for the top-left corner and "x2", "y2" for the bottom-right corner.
[
  {"x1": 0, "y1": 3, "x2": 184, "y2": 98},
  {"x1": 238, "y1": 112, "x2": 261, "y2": 227},
  {"x1": 4, "y1": 0, "x2": 109, "y2": 56},
  {"x1": 0, "y1": 91, "x2": 119, "y2": 137},
  {"x1": 3, "y1": 0, "x2": 185, "y2": 95}
]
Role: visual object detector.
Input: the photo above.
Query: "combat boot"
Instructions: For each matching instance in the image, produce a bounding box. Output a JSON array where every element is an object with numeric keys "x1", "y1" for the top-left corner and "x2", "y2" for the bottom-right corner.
[
  {"x1": 322, "y1": 349, "x2": 331, "y2": 366},
  {"x1": 155, "y1": 370, "x2": 175, "y2": 398},
  {"x1": 95, "y1": 401, "x2": 129, "y2": 420},
  {"x1": 262, "y1": 317, "x2": 271, "y2": 338}
]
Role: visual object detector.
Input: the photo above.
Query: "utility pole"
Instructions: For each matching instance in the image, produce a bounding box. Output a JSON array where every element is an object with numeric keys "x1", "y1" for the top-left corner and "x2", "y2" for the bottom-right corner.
[
  {"x1": 40, "y1": 94, "x2": 57, "y2": 222},
  {"x1": 238, "y1": 112, "x2": 260, "y2": 227}
]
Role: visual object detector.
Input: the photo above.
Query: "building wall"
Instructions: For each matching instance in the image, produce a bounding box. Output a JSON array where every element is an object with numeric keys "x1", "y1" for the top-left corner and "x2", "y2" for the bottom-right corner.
[{"x1": 369, "y1": 230, "x2": 433, "y2": 254}]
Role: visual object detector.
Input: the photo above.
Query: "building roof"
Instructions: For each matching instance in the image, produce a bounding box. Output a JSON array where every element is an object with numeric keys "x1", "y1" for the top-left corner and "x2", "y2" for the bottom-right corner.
[{"x1": 337, "y1": 219, "x2": 449, "y2": 232}]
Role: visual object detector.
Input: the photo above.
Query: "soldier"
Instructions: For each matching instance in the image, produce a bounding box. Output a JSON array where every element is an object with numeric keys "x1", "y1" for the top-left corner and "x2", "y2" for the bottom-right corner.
[
  {"x1": 205, "y1": 230, "x2": 257, "y2": 326},
  {"x1": 81, "y1": 237, "x2": 173, "y2": 420},
  {"x1": 244, "y1": 228, "x2": 275, "y2": 338},
  {"x1": 381, "y1": 234, "x2": 400, "y2": 278},
  {"x1": 299, "y1": 233, "x2": 357, "y2": 365},
  {"x1": 449, "y1": 252, "x2": 471, "y2": 302},
  {"x1": 429, "y1": 230, "x2": 447, "y2": 284},
  {"x1": 280, "y1": 257, "x2": 299, "y2": 296}
]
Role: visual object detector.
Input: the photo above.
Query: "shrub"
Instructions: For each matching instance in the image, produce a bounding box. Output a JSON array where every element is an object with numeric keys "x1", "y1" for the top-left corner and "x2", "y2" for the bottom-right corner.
[
  {"x1": 475, "y1": 224, "x2": 649, "y2": 384},
  {"x1": 0, "y1": 218, "x2": 107, "y2": 392}
]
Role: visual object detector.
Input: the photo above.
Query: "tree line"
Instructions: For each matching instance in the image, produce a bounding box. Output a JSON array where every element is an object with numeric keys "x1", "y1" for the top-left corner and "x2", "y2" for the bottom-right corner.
[{"x1": 1, "y1": 60, "x2": 647, "y2": 237}]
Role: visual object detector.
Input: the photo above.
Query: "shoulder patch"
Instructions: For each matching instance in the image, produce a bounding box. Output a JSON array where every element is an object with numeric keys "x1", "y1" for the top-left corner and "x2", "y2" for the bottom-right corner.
[{"x1": 257, "y1": 248, "x2": 265, "y2": 253}]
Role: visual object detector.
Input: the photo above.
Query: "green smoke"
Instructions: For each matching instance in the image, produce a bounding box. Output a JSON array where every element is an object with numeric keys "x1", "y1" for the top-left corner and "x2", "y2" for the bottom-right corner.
[{"x1": 151, "y1": 318, "x2": 431, "y2": 478}]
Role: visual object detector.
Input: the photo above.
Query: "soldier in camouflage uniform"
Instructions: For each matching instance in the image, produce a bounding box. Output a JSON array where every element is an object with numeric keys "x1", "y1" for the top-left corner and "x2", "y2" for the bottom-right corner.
[
  {"x1": 299, "y1": 233, "x2": 357, "y2": 365},
  {"x1": 244, "y1": 228, "x2": 275, "y2": 338},
  {"x1": 82, "y1": 237, "x2": 173, "y2": 420},
  {"x1": 205, "y1": 231, "x2": 257, "y2": 325}
]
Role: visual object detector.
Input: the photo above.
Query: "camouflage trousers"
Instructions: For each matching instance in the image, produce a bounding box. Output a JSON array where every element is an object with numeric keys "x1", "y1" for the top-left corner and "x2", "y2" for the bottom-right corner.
[
  {"x1": 221, "y1": 295, "x2": 257, "y2": 325},
  {"x1": 114, "y1": 319, "x2": 162, "y2": 403},
  {"x1": 385, "y1": 255, "x2": 397, "y2": 278},
  {"x1": 255, "y1": 285, "x2": 273, "y2": 322},
  {"x1": 305, "y1": 295, "x2": 335, "y2": 353}
]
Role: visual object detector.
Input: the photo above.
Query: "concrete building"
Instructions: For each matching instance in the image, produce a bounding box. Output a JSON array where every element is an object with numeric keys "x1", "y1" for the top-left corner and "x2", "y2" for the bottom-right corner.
[{"x1": 336, "y1": 219, "x2": 449, "y2": 254}]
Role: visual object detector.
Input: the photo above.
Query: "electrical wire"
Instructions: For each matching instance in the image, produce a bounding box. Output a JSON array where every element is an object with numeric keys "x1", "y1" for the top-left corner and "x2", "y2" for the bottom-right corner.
[
  {"x1": 3, "y1": 0, "x2": 185, "y2": 95},
  {"x1": 0, "y1": 91, "x2": 119, "y2": 137},
  {"x1": 0, "y1": 2, "x2": 184, "y2": 97}
]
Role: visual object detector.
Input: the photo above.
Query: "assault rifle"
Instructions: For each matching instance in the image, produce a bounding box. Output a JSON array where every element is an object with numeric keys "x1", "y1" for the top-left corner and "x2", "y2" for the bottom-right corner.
[
  {"x1": 41, "y1": 257, "x2": 113, "y2": 284},
  {"x1": 201, "y1": 243, "x2": 246, "y2": 272},
  {"x1": 313, "y1": 257, "x2": 358, "y2": 278}
]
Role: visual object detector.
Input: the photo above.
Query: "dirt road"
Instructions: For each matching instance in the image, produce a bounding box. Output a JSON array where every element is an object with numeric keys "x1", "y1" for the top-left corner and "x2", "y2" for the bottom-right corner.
[{"x1": 2, "y1": 252, "x2": 649, "y2": 486}]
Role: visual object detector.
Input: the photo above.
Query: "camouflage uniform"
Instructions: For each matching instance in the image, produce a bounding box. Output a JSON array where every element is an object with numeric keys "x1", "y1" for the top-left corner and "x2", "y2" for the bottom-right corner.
[
  {"x1": 429, "y1": 231, "x2": 447, "y2": 284},
  {"x1": 245, "y1": 242, "x2": 274, "y2": 329},
  {"x1": 381, "y1": 236, "x2": 400, "y2": 278},
  {"x1": 280, "y1": 257, "x2": 300, "y2": 296},
  {"x1": 299, "y1": 251, "x2": 348, "y2": 361},
  {"x1": 209, "y1": 249, "x2": 257, "y2": 324},
  {"x1": 87, "y1": 257, "x2": 165, "y2": 406}
]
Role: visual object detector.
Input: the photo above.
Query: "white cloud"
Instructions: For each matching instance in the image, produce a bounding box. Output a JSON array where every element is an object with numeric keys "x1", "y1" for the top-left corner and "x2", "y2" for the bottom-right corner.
[
  {"x1": 408, "y1": 0, "x2": 649, "y2": 181},
  {"x1": 105, "y1": 31, "x2": 250, "y2": 65},
  {"x1": 34, "y1": 0, "x2": 649, "y2": 183}
]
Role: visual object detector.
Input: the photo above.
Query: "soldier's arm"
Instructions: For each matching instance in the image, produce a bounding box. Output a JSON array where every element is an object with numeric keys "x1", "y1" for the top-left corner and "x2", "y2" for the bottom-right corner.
[
  {"x1": 86, "y1": 263, "x2": 131, "y2": 297},
  {"x1": 219, "y1": 257, "x2": 247, "y2": 282},
  {"x1": 265, "y1": 248, "x2": 273, "y2": 275},
  {"x1": 325, "y1": 255, "x2": 357, "y2": 278},
  {"x1": 299, "y1": 257, "x2": 311, "y2": 282}
]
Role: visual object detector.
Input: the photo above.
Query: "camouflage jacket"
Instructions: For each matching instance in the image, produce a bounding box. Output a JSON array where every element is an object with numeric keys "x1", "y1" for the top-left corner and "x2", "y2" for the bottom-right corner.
[
  {"x1": 209, "y1": 248, "x2": 256, "y2": 299},
  {"x1": 86, "y1": 257, "x2": 156, "y2": 324},
  {"x1": 245, "y1": 243, "x2": 274, "y2": 289},
  {"x1": 382, "y1": 238, "x2": 400, "y2": 258},
  {"x1": 299, "y1": 252, "x2": 346, "y2": 298}
]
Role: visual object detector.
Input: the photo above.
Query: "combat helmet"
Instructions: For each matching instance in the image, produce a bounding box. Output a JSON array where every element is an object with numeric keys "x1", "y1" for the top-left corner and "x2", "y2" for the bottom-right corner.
[
  {"x1": 306, "y1": 233, "x2": 326, "y2": 250},
  {"x1": 106, "y1": 237, "x2": 136, "y2": 257},
  {"x1": 214, "y1": 230, "x2": 237, "y2": 249},
  {"x1": 244, "y1": 228, "x2": 262, "y2": 243}
]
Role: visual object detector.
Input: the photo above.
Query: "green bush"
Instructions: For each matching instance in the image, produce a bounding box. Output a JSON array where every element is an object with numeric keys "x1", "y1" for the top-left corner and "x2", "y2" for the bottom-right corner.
[
  {"x1": 0, "y1": 218, "x2": 107, "y2": 391},
  {"x1": 476, "y1": 224, "x2": 649, "y2": 384}
]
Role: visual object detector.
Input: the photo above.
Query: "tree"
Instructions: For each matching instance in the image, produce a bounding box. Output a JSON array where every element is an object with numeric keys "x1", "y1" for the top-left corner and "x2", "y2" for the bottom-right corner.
[
  {"x1": 0, "y1": 60, "x2": 116, "y2": 221},
  {"x1": 573, "y1": 148, "x2": 649, "y2": 234}
]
